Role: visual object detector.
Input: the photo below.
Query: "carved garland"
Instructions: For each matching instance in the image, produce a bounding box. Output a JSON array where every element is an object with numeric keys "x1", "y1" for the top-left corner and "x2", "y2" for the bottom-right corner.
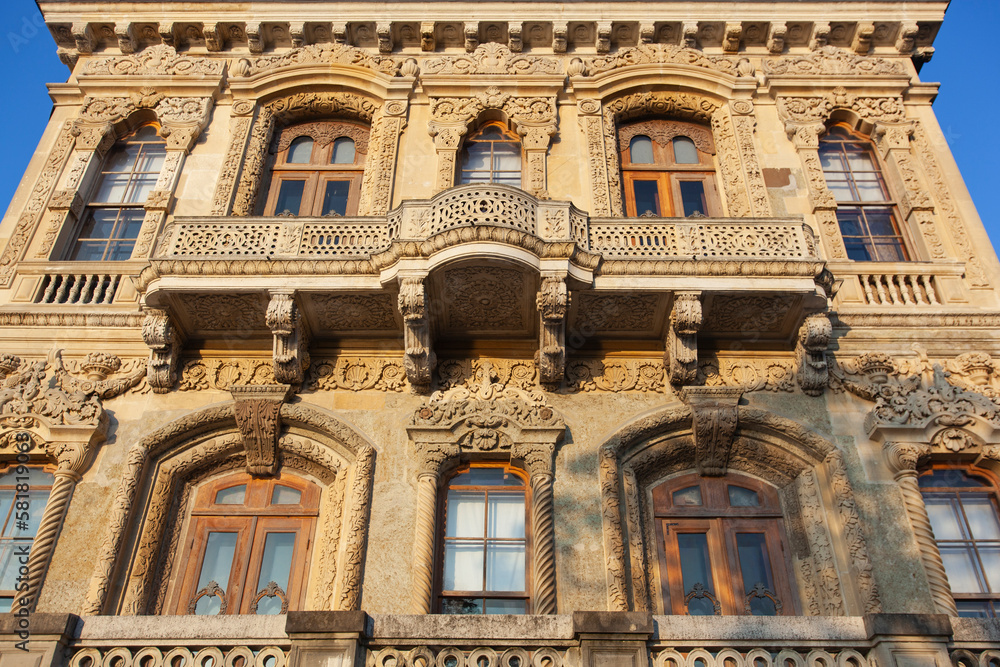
[
  {"x1": 617, "y1": 121, "x2": 715, "y2": 155},
  {"x1": 273, "y1": 121, "x2": 370, "y2": 155}
]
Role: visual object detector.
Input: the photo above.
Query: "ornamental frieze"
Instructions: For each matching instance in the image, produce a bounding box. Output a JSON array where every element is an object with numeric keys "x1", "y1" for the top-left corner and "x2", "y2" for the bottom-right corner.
[
  {"x1": 80, "y1": 45, "x2": 224, "y2": 77},
  {"x1": 78, "y1": 89, "x2": 212, "y2": 127},
  {"x1": 422, "y1": 42, "x2": 560, "y2": 75},
  {"x1": 777, "y1": 86, "x2": 906, "y2": 126},
  {"x1": 762, "y1": 46, "x2": 907, "y2": 76},
  {"x1": 230, "y1": 43, "x2": 401, "y2": 78},
  {"x1": 575, "y1": 43, "x2": 747, "y2": 77}
]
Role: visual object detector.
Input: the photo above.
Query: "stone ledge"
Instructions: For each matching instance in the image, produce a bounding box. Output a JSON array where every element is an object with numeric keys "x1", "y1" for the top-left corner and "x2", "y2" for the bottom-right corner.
[
  {"x1": 0, "y1": 613, "x2": 77, "y2": 638},
  {"x1": 286, "y1": 611, "x2": 368, "y2": 635},
  {"x1": 651, "y1": 616, "x2": 868, "y2": 642},
  {"x1": 369, "y1": 614, "x2": 575, "y2": 641},
  {"x1": 574, "y1": 611, "x2": 654, "y2": 636}
]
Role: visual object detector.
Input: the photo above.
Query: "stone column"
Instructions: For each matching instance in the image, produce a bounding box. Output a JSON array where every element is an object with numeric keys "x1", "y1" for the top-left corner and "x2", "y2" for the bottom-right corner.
[
  {"x1": 516, "y1": 442, "x2": 557, "y2": 614},
  {"x1": 883, "y1": 441, "x2": 958, "y2": 616},
  {"x1": 410, "y1": 446, "x2": 449, "y2": 614},
  {"x1": 785, "y1": 120, "x2": 848, "y2": 260},
  {"x1": 23, "y1": 468, "x2": 79, "y2": 613}
]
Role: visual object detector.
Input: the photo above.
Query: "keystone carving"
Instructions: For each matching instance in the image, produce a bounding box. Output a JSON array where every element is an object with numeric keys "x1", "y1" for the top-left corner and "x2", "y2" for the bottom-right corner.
[
  {"x1": 796, "y1": 313, "x2": 832, "y2": 396},
  {"x1": 536, "y1": 277, "x2": 568, "y2": 389},
  {"x1": 142, "y1": 309, "x2": 182, "y2": 393},
  {"x1": 682, "y1": 386, "x2": 742, "y2": 476},
  {"x1": 265, "y1": 292, "x2": 309, "y2": 385},
  {"x1": 230, "y1": 384, "x2": 291, "y2": 477},
  {"x1": 667, "y1": 292, "x2": 702, "y2": 386},
  {"x1": 398, "y1": 277, "x2": 437, "y2": 391}
]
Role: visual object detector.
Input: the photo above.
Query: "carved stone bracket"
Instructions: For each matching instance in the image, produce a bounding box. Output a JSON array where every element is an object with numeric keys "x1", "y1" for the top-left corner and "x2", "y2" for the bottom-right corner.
[
  {"x1": 142, "y1": 308, "x2": 183, "y2": 393},
  {"x1": 230, "y1": 384, "x2": 291, "y2": 477},
  {"x1": 667, "y1": 292, "x2": 702, "y2": 386},
  {"x1": 796, "y1": 313, "x2": 832, "y2": 396},
  {"x1": 536, "y1": 276, "x2": 568, "y2": 388},
  {"x1": 265, "y1": 291, "x2": 310, "y2": 385},
  {"x1": 681, "y1": 386, "x2": 742, "y2": 476},
  {"x1": 398, "y1": 277, "x2": 437, "y2": 391}
]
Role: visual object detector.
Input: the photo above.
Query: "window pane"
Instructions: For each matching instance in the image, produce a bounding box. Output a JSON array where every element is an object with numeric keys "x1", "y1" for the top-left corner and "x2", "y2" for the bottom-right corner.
[
  {"x1": 195, "y1": 593, "x2": 222, "y2": 615},
  {"x1": 630, "y1": 136, "x2": 654, "y2": 164},
  {"x1": 920, "y1": 470, "x2": 986, "y2": 488},
  {"x1": 0, "y1": 597, "x2": 11, "y2": 613},
  {"x1": 0, "y1": 543, "x2": 24, "y2": 591},
  {"x1": 485, "y1": 542, "x2": 525, "y2": 591},
  {"x1": 256, "y1": 594, "x2": 284, "y2": 616},
  {"x1": 728, "y1": 486, "x2": 760, "y2": 507},
  {"x1": 677, "y1": 533, "x2": 714, "y2": 594},
  {"x1": 980, "y1": 545, "x2": 999, "y2": 592},
  {"x1": 476, "y1": 126, "x2": 506, "y2": 140},
  {"x1": 120, "y1": 208, "x2": 146, "y2": 238},
  {"x1": 632, "y1": 180, "x2": 661, "y2": 216},
  {"x1": 865, "y1": 208, "x2": 899, "y2": 236},
  {"x1": 673, "y1": 137, "x2": 699, "y2": 164},
  {"x1": 331, "y1": 138, "x2": 356, "y2": 164},
  {"x1": 106, "y1": 240, "x2": 136, "y2": 262},
  {"x1": 443, "y1": 540, "x2": 484, "y2": 591},
  {"x1": 487, "y1": 494, "x2": 525, "y2": 538},
  {"x1": 492, "y1": 143, "x2": 521, "y2": 171},
  {"x1": 462, "y1": 143, "x2": 492, "y2": 171},
  {"x1": 274, "y1": 181, "x2": 305, "y2": 216},
  {"x1": 485, "y1": 599, "x2": 526, "y2": 614},
  {"x1": 442, "y1": 597, "x2": 483, "y2": 614},
  {"x1": 492, "y1": 173, "x2": 522, "y2": 187},
  {"x1": 673, "y1": 486, "x2": 702, "y2": 507},
  {"x1": 127, "y1": 174, "x2": 159, "y2": 203},
  {"x1": 735, "y1": 533, "x2": 775, "y2": 594},
  {"x1": 955, "y1": 600, "x2": 992, "y2": 618},
  {"x1": 963, "y1": 495, "x2": 1000, "y2": 540},
  {"x1": 679, "y1": 181, "x2": 708, "y2": 217},
  {"x1": 196, "y1": 532, "x2": 238, "y2": 591},
  {"x1": 215, "y1": 485, "x2": 246, "y2": 505},
  {"x1": 826, "y1": 179, "x2": 855, "y2": 202},
  {"x1": 0, "y1": 490, "x2": 13, "y2": 534},
  {"x1": 16, "y1": 489, "x2": 50, "y2": 537},
  {"x1": 104, "y1": 145, "x2": 139, "y2": 172},
  {"x1": 938, "y1": 546, "x2": 985, "y2": 593},
  {"x1": 924, "y1": 495, "x2": 966, "y2": 540},
  {"x1": 446, "y1": 491, "x2": 485, "y2": 538},
  {"x1": 77, "y1": 209, "x2": 117, "y2": 239},
  {"x1": 846, "y1": 150, "x2": 877, "y2": 172},
  {"x1": 257, "y1": 532, "x2": 295, "y2": 593},
  {"x1": 451, "y1": 469, "x2": 510, "y2": 486},
  {"x1": 287, "y1": 137, "x2": 314, "y2": 164},
  {"x1": 70, "y1": 241, "x2": 109, "y2": 262},
  {"x1": 321, "y1": 181, "x2": 351, "y2": 217},
  {"x1": 132, "y1": 126, "x2": 161, "y2": 141},
  {"x1": 135, "y1": 147, "x2": 166, "y2": 173},
  {"x1": 871, "y1": 239, "x2": 907, "y2": 262},
  {"x1": 94, "y1": 173, "x2": 131, "y2": 203},
  {"x1": 818, "y1": 150, "x2": 846, "y2": 171},
  {"x1": 854, "y1": 173, "x2": 887, "y2": 202},
  {"x1": 271, "y1": 485, "x2": 302, "y2": 505}
]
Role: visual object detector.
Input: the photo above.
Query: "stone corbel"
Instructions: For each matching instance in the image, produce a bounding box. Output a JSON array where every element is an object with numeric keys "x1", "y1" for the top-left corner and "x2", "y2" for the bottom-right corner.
[
  {"x1": 377, "y1": 22, "x2": 393, "y2": 54},
  {"x1": 159, "y1": 123, "x2": 203, "y2": 152},
  {"x1": 682, "y1": 22, "x2": 699, "y2": 48},
  {"x1": 596, "y1": 22, "x2": 612, "y2": 54},
  {"x1": 420, "y1": 22, "x2": 435, "y2": 51},
  {"x1": 115, "y1": 22, "x2": 136, "y2": 54},
  {"x1": 682, "y1": 387, "x2": 742, "y2": 476},
  {"x1": 288, "y1": 22, "x2": 305, "y2": 49},
  {"x1": 508, "y1": 22, "x2": 523, "y2": 52},
  {"x1": 266, "y1": 291, "x2": 310, "y2": 385},
  {"x1": 464, "y1": 22, "x2": 479, "y2": 52},
  {"x1": 72, "y1": 22, "x2": 94, "y2": 54},
  {"x1": 896, "y1": 21, "x2": 918, "y2": 54},
  {"x1": 811, "y1": 22, "x2": 831, "y2": 49},
  {"x1": 796, "y1": 312, "x2": 832, "y2": 396},
  {"x1": 48, "y1": 189, "x2": 84, "y2": 220},
  {"x1": 767, "y1": 23, "x2": 786, "y2": 54},
  {"x1": 231, "y1": 384, "x2": 291, "y2": 477},
  {"x1": 71, "y1": 121, "x2": 116, "y2": 155},
  {"x1": 141, "y1": 307, "x2": 183, "y2": 393},
  {"x1": 853, "y1": 22, "x2": 874, "y2": 54},
  {"x1": 552, "y1": 22, "x2": 568, "y2": 53},
  {"x1": 398, "y1": 277, "x2": 437, "y2": 391},
  {"x1": 536, "y1": 276, "x2": 569, "y2": 389},
  {"x1": 667, "y1": 292, "x2": 701, "y2": 386},
  {"x1": 639, "y1": 23, "x2": 655, "y2": 44},
  {"x1": 245, "y1": 21, "x2": 263, "y2": 54},
  {"x1": 723, "y1": 22, "x2": 742, "y2": 53},
  {"x1": 158, "y1": 22, "x2": 176, "y2": 47}
]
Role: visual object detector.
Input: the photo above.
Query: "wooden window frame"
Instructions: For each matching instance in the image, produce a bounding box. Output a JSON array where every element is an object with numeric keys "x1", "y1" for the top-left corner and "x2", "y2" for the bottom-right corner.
[
  {"x1": 435, "y1": 463, "x2": 533, "y2": 614},
  {"x1": 621, "y1": 121, "x2": 721, "y2": 218},
  {"x1": 264, "y1": 124, "x2": 367, "y2": 217},
  {"x1": 652, "y1": 472, "x2": 798, "y2": 616},
  {"x1": 458, "y1": 121, "x2": 524, "y2": 188},
  {"x1": 168, "y1": 472, "x2": 319, "y2": 616}
]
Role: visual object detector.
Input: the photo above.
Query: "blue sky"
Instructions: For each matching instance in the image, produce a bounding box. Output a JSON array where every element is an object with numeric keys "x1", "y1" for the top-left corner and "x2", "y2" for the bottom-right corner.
[{"x1": 0, "y1": 0, "x2": 997, "y2": 256}]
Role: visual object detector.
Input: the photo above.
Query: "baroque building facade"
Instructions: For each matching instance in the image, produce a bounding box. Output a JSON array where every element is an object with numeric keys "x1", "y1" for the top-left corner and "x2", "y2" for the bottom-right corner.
[{"x1": 1, "y1": 1, "x2": 999, "y2": 666}]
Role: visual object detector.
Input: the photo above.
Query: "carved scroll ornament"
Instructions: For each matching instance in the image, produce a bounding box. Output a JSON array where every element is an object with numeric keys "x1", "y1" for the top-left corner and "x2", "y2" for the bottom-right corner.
[
  {"x1": 763, "y1": 46, "x2": 908, "y2": 76},
  {"x1": 80, "y1": 44, "x2": 224, "y2": 77},
  {"x1": 423, "y1": 43, "x2": 561, "y2": 75},
  {"x1": 230, "y1": 44, "x2": 401, "y2": 78}
]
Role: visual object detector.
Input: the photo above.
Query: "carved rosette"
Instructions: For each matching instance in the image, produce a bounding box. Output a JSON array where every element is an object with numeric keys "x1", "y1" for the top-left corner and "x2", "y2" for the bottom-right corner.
[
  {"x1": 667, "y1": 292, "x2": 702, "y2": 386},
  {"x1": 536, "y1": 277, "x2": 568, "y2": 388},
  {"x1": 796, "y1": 313, "x2": 832, "y2": 396},
  {"x1": 230, "y1": 384, "x2": 291, "y2": 477},
  {"x1": 142, "y1": 309, "x2": 182, "y2": 393},
  {"x1": 398, "y1": 277, "x2": 437, "y2": 390}
]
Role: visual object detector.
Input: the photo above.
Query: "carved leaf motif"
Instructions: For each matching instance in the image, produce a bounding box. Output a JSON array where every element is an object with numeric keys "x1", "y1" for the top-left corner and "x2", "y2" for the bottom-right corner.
[
  {"x1": 236, "y1": 44, "x2": 400, "y2": 77},
  {"x1": 763, "y1": 46, "x2": 907, "y2": 76},
  {"x1": 575, "y1": 294, "x2": 659, "y2": 331},
  {"x1": 311, "y1": 294, "x2": 397, "y2": 331},
  {"x1": 445, "y1": 267, "x2": 524, "y2": 330},
  {"x1": 81, "y1": 45, "x2": 225, "y2": 76},
  {"x1": 583, "y1": 44, "x2": 742, "y2": 77},
  {"x1": 423, "y1": 43, "x2": 561, "y2": 75}
]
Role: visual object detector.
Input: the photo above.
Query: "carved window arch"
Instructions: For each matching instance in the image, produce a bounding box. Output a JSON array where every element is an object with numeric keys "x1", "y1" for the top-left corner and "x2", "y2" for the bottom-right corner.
[
  {"x1": 264, "y1": 121, "x2": 370, "y2": 217},
  {"x1": 919, "y1": 464, "x2": 1000, "y2": 618},
  {"x1": 0, "y1": 466, "x2": 53, "y2": 612},
  {"x1": 64, "y1": 124, "x2": 167, "y2": 261},
  {"x1": 458, "y1": 121, "x2": 522, "y2": 188},
  {"x1": 818, "y1": 123, "x2": 909, "y2": 261},
  {"x1": 437, "y1": 463, "x2": 531, "y2": 614},
  {"x1": 652, "y1": 472, "x2": 798, "y2": 616},
  {"x1": 168, "y1": 471, "x2": 320, "y2": 616},
  {"x1": 619, "y1": 120, "x2": 720, "y2": 218}
]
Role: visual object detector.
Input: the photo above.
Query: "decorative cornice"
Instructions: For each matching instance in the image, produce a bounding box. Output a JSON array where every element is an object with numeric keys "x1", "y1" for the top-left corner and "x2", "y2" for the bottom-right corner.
[
  {"x1": 576, "y1": 44, "x2": 746, "y2": 78},
  {"x1": 423, "y1": 43, "x2": 560, "y2": 76},
  {"x1": 80, "y1": 45, "x2": 224, "y2": 77},
  {"x1": 763, "y1": 46, "x2": 907, "y2": 76},
  {"x1": 231, "y1": 43, "x2": 401, "y2": 78}
]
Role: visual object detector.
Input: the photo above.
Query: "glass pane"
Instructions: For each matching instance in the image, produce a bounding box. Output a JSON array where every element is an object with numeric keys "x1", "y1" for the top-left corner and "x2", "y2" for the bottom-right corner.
[
  {"x1": 854, "y1": 174, "x2": 887, "y2": 202},
  {"x1": 462, "y1": 144, "x2": 491, "y2": 171},
  {"x1": 257, "y1": 532, "x2": 295, "y2": 593},
  {"x1": 866, "y1": 208, "x2": 899, "y2": 236},
  {"x1": 0, "y1": 469, "x2": 51, "y2": 486},
  {"x1": 679, "y1": 181, "x2": 708, "y2": 217},
  {"x1": 119, "y1": 209, "x2": 145, "y2": 237},
  {"x1": 442, "y1": 597, "x2": 482, "y2": 614},
  {"x1": 735, "y1": 533, "x2": 775, "y2": 594},
  {"x1": 980, "y1": 545, "x2": 999, "y2": 592},
  {"x1": 446, "y1": 491, "x2": 485, "y2": 538},
  {"x1": 672, "y1": 486, "x2": 702, "y2": 507},
  {"x1": 214, "y1": 485, "x2": 246, "y2": 505},
  {"x1": 77, "y1": 209, "x2": 117, "y2": 239},
  {"x1": 132, "y1": 126, "x2": 161, "y2": 141},
  {"x1": 94, "y1": 173, "x2": 131, "y2": 203},
  {"x1": 924, "y1": 495, "x2": 966, "y2": 540},
  {"x1": 963, "y1": 495, "x2": 1000, "y2": 540},
  {"x1": 104, "y1": 144, "x2": 139, "y2": 172},
  {"x1": 127, "y1": 174, "x2": 159, "y2": 203},
  {"x1": 451, "y1": 469, "x2": 517, "y2": 486},
  {"x1": 196, "y1": 532, "x2": 238, "y2": 591},
  {"x1": 920, "y1": 470, "x2": 986, "y2": 488},
  {"x1": 485, "y1": 599, "x2": 526, "y2": 614},
  {"x1": 256, "y1": 595, "x2": 284, "y2": 615},
  {"x1": 443, "y1": 540, "x2": 484, "y2": 591},
  {"x1": 106, "y1": 240, "x2": 136, "y2": 262},
  {"x1": 826, "y1": 180, "x2": 855, "y2": 202},
  {"x1": 492, "y1": 143, "x2": 520, "y2": 171},
  {"x1": 17, "y1": 489, "x2": 50, "y2": 537},
  {"x1": 274, "y1": 180, "x2": 305, "y2": 216},
  {"x1": 271, "y1": 485, "x2": 302, "y2": 505},
  {"x1": 487, "y1": 494, "x2": 525, "y2": 538},
  {"x1": 321, "y1": 181, "x2": 351, "y2": 217},
  {"x1": 135, "y1": 147, "x2": 166, "y2": 173},
  {"x1": 938, "y1": 546, "x2": 985, "y2": 593},
  {"x1": 629, "y1": 136, "x2": 654, "y2": 164},
  {"x1": 492, "y1": 173, "x2": 522, "y2": 187},
  {"x1": 836, "y1": 208, "x2": 865, "y2": 235},
  {"x1": 0, "y1": 597, "x2": 11, "y2": 613},
  {"x1": 70, "y1": 241, "x2": 109, "y2": 261},
  {"x1": 287, "y1": 137, "x2": 314, "y2": 164},
  {"x1": 955, "y1": 600, "x2": 992, "y2": 618},
  {"x1": 728, "y1": 486, "x2": 761, "y2": 507},
  {"x1": 476, "y1": 126, "x2": 506, "y2": 140},
  {"x1": 818, "y1": 149, "x2": 846, "y2": 171},
  {"x1": 0, "y1": 543, "x2": 22, "y2": 591},
  {"x1": 632, "y1": 180, "x2": 661, "y2": 216},
  {"x1": 0, "y1": 490, "x2": 13, "y2": 534},
  {"x1": 331, "y1": 138, "x2": 356, "y2": 164},
  {"x1": 847, "y1": 150, "x2": 877, "y2": 171},
  {"x1": 485, "y1": 542, "x2": 525, "y2": 591},
  {"x1": 673, "y1": 137, "x2": 699, "y2": 164},
  {"x1": 677, "y1": 532, "x2": 714, "y2": 595},
  {"x1": 195, "y1": 593, "x2": 222, "y2": 615},
  {"x1": 871, "y1": 239, "x2": 907, "y2": 262}
]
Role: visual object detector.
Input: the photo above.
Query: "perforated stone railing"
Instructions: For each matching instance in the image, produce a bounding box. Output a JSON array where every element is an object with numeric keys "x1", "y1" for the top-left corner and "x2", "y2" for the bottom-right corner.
[
  {"x1": 589, "y1": 218, "x2": 818, "y2": 260},
  {"x1": 34, "y1": 273, "x2": 122, "y2": 305},
  {"x1": 68, "y1": 644, "x2": 289, "y2": 667}
]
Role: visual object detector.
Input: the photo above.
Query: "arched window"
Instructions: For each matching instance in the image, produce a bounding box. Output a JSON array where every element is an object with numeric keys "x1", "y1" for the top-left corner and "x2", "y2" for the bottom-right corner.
[
  {"x1": 920, "y1": 466, "x2": 1000, "y2": 618},
  {"x1": 458, "y1": 122, "x2": 522, "y2": 187},
  {"x1": 620, "y1": 120, "x2": 720, "y2": 218},
  {"x1": 438, "y1": 464, "x2": 530, "y2": 614},
  {"x1": 0, "y1": 467, "x2": 53, "y2": 612},
  {"x1": 652, "y1": 473, "x2": 797, "y2": 615},
  {"x1": 264, "y1": 122, "x2": 368, "y2": 217},
  {"x1": 819, "y1": 124, "x2": 909, "y2": 261},
  {"x1": 66, "y1": 125, "x2": 165, "y2": 261},
  {"x1": 169, "y1": 472, "x2": 320, "y2": 615}
]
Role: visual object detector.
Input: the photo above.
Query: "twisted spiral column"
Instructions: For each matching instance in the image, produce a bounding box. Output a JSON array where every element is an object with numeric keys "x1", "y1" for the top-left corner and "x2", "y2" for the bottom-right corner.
[
  {"x1": 410, "y1": 471, "x2": 439, "y2": 614},
  {"x1": 530, "y1": 472, "x2": 556, "y2": 614},
  {"x1": 24, "y1": 469, "x2": 79, "y2": 612}
]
